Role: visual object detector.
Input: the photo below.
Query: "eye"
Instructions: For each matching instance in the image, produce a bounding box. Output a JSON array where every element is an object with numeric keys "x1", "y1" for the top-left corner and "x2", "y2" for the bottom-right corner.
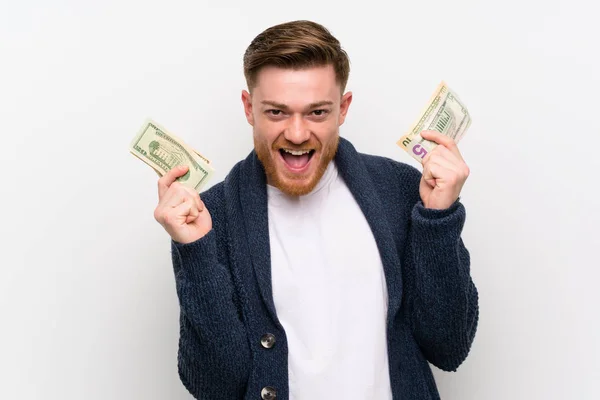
[
  {"x1": 266, "y1": 109, "x2": 283, "y2": 116},
  {"x1": 311, "y1": 109, "x2": 329, "y2": 118}
]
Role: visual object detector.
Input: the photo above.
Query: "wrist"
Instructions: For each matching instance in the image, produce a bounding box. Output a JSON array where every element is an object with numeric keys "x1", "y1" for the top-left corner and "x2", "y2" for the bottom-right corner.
[{"x1": 417, "y1": 198, "x2": 461, "y2": 218}]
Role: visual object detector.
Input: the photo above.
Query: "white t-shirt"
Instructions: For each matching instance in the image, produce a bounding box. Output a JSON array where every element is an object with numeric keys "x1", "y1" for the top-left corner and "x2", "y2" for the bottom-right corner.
[{"x1": 267, "y1": 160, "x2": 393, "y2": 400}]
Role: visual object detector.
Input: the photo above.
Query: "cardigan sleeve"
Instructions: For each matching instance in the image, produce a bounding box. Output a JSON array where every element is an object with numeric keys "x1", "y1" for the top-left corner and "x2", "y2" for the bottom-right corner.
[
  {"x1": 171, "y1": 229, "x2": 251, "y2": 399},
  {"x1": 403, "y1": 199, "x2": 479, "y2": 371}
]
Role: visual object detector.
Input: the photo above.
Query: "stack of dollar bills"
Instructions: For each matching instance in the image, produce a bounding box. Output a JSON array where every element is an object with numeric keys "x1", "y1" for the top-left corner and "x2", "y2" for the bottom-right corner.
[
  {"x1": 397, "y1": 81, "x2": 472, "y2": 163},
  {"x1": 129, "y1": 118, "x2": 214, "y2": 192}
]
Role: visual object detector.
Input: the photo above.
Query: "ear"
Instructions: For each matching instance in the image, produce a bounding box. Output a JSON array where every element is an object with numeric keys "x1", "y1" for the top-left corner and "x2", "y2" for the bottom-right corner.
[
  {"x1": 241, "y1": 90, "x2": 254, "y2": 126},
  {"x1": 338, "y1": 91, "x2": 353, "y2": 126}
]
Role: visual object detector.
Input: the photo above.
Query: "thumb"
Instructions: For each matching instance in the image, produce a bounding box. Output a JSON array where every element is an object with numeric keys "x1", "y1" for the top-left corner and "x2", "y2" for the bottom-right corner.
[{"x1": 158, "y1": 164, "x2": 190, "y2": 198}]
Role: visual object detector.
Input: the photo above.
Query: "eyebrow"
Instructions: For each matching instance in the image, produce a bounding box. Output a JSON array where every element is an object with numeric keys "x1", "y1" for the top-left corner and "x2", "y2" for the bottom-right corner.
[{"x1": 261, "y1": 100, "x2": 334, "y2": 111}]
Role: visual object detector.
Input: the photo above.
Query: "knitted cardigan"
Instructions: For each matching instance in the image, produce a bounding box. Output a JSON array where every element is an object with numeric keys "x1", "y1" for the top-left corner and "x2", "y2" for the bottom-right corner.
[{"x1": 170, "y1": 137, "x2": 479, "y2": 399}]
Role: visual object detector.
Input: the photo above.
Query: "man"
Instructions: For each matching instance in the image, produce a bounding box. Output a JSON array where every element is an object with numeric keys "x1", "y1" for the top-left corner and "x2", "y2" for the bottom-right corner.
[{"x1": 154, "y1": 20, "x2": 478, "y2": 400}]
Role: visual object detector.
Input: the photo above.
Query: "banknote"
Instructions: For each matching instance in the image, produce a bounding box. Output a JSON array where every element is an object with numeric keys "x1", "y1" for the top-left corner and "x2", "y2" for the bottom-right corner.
[
  {"x1": 191, "y1": 148, "x2": 211, "y2": 165},
  {"x1": 129, "y1": 118, "x2": 214, "y2": 191},
  {"x1": 397, "y1": 81, "x2": 472, "y2": 163}
]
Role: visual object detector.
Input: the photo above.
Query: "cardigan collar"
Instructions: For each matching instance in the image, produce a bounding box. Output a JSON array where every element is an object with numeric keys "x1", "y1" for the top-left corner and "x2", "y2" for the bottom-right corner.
[{"x1": 226, "y1": 136, "x2": 403, "y2": 329}]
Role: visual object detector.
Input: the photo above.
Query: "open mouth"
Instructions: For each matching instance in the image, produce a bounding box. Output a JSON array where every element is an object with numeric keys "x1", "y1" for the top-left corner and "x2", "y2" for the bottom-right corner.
[{"x1": 278, "y1": 148, "x2": 316, "y2": 172}]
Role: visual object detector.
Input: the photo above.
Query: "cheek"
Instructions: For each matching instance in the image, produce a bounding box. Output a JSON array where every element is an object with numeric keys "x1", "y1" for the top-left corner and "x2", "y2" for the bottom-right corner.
[
  {"x1": 256, "y1": 123, "x2": 284, "y2": 147},
  {"x1": 314, "y1": 123, "x2": 338, "y2": 144}
]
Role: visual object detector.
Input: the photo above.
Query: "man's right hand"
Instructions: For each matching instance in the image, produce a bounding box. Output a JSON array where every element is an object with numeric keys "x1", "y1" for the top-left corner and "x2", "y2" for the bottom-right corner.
[{"x1": 154, "y1": 165, "x2": 212, "y2": 244}]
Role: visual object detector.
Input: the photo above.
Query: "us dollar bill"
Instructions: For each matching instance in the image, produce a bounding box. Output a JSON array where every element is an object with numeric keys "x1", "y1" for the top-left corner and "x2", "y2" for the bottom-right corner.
[
  {"x1": 129, "y1": 118, "x2": 214, "y2": 192},
  {"x1": 397, "y1": 81, "x2": 472, "y2": 163}
]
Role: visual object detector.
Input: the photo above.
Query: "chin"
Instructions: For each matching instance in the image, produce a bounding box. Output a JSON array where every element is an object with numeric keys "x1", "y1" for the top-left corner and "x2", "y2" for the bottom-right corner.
[
  {"x1": 272, "y1": 154, "x2": 322, "y2": 196},
  {"x1": 276, "y1": 174, "x2": 320, "y2": 196}
]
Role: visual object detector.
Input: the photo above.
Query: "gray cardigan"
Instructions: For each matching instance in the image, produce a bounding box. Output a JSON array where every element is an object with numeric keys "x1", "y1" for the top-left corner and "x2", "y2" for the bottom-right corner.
[{"x1": 170, "y1": 137, "x2": 479, "y2": 399}]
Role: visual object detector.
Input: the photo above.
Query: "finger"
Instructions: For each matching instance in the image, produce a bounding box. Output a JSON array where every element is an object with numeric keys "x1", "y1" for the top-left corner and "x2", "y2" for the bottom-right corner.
[
  {"x1": 429, "y1": 144, "x2": 457, "y2": 162},
  {"x1": 177, "y1": 196, "x2": 200, "y2": 224},
  {"x1": 161, "y1": 185, "x2": 204, "y2": 218},
  {"x1": 158, "y1": 165, "x2": 190, "y2": 199},
  {"x1": 429, "y1": 144, "x2": 470, "y2": 178},
  {"x1": 426, "y1": 153, "x2": 460, "y2": 173},
  {"x1": 159, "y1": 182, "x2": 182, "y2": 208},
  {"x1": 161, "y1": 183, "x2": 192, "y2": 209},
  {"x1": 166, "y1": 200, "x2": 198, "y2": 226},
  {"x1": 424, "y1": 160, "x2": 457, "y2": 189},
  {"x1": 422, "y1": 162, "x2": 438, "y2": 188},
  {"x1": 420, "y1": 130, "x2": 454, "y2": 147},
  {"x1": 182, "y1": 186, "x2": 204, "y2": 212},
  {"x1": 182, "y1": 198, "x2": 200, "y2": 224},
  {"x1": 433, "y1": 140, "x2": 465, "y2": 164},
  {"x1": 423, "y1": 146, "x2": 454, "y2": 167},
  {"x1": 165, "y1": 187, "x2": 204, "y2": 218},
  {"x1": 420, "y1": 130, "x2": 462, "y2": 158}
]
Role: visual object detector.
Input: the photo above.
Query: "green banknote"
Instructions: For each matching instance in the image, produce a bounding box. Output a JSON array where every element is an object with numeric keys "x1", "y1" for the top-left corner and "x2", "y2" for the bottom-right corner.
[
  {"x1": 397, "y1": 81, "x2": 472, "y2": 164},
  {"x1": 129, "y1": 118, "x2": 214, "y2": 192}
]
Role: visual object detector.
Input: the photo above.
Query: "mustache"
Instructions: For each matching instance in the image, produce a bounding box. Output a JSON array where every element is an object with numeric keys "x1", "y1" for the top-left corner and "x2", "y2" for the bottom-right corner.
[{"x1": 272, "y1": 137, "x2": 321, "y2": 151}]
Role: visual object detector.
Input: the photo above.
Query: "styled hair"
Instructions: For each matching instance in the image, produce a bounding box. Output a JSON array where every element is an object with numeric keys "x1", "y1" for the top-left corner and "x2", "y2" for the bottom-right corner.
[{"x1": 243, "y1": 20, "x2": 350, "y2": 93}]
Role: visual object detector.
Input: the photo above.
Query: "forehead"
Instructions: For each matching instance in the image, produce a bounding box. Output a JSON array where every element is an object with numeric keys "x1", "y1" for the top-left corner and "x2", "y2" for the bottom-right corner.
[{"x1": 253, "y1": 65, "x2": 340, "y2": 105}]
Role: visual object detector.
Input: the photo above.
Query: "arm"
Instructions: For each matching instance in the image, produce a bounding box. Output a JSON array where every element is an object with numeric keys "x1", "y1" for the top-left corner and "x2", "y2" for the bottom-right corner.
[
  {"x1": 153, "y1": 166, "x2": 251, "y2": 399},
  {"x1": 172, "y1": 229, "x2": 251, "y2": 399},
  {"x1": 404, "y1": 199, "x2": 479, "y2": 371}
]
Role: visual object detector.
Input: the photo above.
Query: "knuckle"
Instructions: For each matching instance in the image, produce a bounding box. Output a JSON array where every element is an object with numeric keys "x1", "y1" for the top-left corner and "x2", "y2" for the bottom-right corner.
[
  {"x1": 157, "y1": 180, "x2": 166, "y2": 194},
  {"x1": 181, "y1": 189, "x2": 194, "y2": 201},
  {"x1": 184, "y1": 186, "x2": 197, "y2": 196},
  {"x1": 154, "y1": 208, "x2": 165, "y2": 223},
  {"x1": 163, "y1": 212, "x2": 174, "y2": 226},
  {"x1": 179, "y1": 186, "x2": 191, "y2": 196}
]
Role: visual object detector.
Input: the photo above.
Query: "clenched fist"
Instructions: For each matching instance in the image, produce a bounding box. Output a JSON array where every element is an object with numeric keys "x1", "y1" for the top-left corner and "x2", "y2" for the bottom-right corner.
[
  {"x1": 154, "y1": 165, "x2": 212, "y2": 244},
  {"x1": 419, "y1": 130, "x2": 470, "y2": 210}
]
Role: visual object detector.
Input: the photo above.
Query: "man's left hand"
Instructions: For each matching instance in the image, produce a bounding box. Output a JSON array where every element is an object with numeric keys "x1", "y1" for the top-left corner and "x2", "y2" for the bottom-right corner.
[{"x1": 418, "y1": 130, "x2": 470, "y2": 210}]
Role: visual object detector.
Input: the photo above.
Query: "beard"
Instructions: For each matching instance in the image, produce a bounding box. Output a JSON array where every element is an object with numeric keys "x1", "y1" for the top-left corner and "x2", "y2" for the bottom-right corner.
[{"x1": 254, "y1": 132, "x2": 339, "y2": 196}]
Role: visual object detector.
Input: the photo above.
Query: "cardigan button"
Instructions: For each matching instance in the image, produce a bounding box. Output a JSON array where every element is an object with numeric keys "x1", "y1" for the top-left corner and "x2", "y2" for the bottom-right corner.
[
  {"x1": 261, "y1": 386, "x2": 277, "y2": 399},
  {"x1": 260, "y1": 333, "x2": 276, "y2": 349}
]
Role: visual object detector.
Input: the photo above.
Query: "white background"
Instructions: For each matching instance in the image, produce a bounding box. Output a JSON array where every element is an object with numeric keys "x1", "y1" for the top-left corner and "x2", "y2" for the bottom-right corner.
[{"x1": 1, "y1": 0, "x2": 599, "y2": 399}]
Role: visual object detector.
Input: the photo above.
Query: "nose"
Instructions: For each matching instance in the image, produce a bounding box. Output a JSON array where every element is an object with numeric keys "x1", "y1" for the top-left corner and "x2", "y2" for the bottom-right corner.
[{"x1": 283, "y1": 114, "x2": 310, "y2": 145}]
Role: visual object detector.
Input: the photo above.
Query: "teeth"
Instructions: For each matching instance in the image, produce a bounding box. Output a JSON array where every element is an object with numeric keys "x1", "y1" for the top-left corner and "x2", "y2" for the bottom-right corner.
[{"x1": 283, "y1": 149, "x2": 311, "y2": 156}]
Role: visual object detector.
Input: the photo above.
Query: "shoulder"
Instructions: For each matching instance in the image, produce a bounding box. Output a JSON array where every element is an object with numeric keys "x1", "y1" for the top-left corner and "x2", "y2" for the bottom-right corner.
[
  {"x1": 351, "y1": 150, "x2": 424, "y2": 229},
  {"x1": 199, "y1": 155, "x2": 246, "y2": 209}
]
